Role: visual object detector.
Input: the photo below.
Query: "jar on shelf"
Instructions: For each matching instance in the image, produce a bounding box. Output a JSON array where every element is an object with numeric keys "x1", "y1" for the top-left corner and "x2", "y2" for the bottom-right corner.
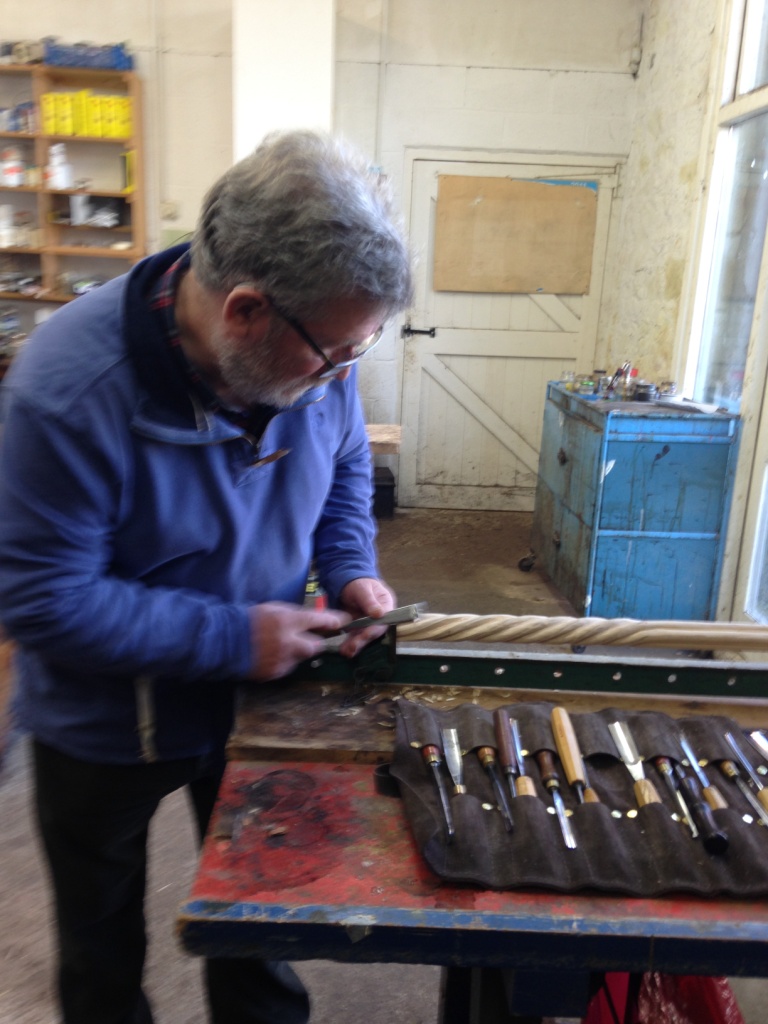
[
  {"x1": 0, "y1": 146, "x2": 24, "y2": 187},
  {"x1": 44, "y1": 144, "x2": 73, "y2": 191}
]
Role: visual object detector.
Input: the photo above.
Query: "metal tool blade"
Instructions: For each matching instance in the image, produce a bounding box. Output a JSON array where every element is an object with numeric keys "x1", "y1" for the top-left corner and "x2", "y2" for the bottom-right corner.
[
  {"x1": 483, "y1": 755, "x2": 515, "y2": 832},
  {"x1": 748, "y1": 730, "x2": 768, "y2": 763},
  {"x1": 655, "y1": 756, "x2": 698, "y2": 836},
  {"x1": 735, "y1": 773, "x2": 768, "y2": 827},
  {"x1": 428, "y1": 761, "x2": 455, "y2": 840},
  {"x1": 340, "y1": 602, "x2": 428, "y2": 633},
  {"x1": 725, "y1": 732, "x2": 763, "y2": 791},
  {"x1": 509, "y1": 718, "x2": 525, "y2": 772},
  {"x1": 608, "y1": 721, "x2": 645, "y2": 782},
  {"x1": 441, "y1": 728, "x2": 466, "y2": 794},
  {"x1": 551, "y1": 787, "x2": 577, "y2": 849},
  {"x1": 679, "y1": 734, "x2": 707, "y2": 789}
]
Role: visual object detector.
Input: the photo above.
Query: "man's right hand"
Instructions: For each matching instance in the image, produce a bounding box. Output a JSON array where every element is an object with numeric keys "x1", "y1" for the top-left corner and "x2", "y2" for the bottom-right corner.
[{"x1": 248, "y1": 602, "x2": 351, "y2": 681}]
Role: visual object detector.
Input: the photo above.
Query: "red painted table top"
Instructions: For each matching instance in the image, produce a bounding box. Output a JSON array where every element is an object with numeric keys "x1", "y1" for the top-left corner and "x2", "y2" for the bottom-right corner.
[{"x1": 179, "y1": 759, "x2": 768, "y2": 975}]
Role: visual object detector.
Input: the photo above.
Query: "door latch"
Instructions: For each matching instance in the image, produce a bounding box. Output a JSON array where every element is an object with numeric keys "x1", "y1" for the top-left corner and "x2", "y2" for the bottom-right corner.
[{"x1": 401, "y1": 324, "x2": 436, "y2": 338}]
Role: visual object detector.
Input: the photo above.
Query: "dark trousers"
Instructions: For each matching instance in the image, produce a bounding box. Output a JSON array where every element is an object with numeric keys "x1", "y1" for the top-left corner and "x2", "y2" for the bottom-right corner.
[{"x1": 32, "y1": 739, "x2": 310, "y2": 1024}]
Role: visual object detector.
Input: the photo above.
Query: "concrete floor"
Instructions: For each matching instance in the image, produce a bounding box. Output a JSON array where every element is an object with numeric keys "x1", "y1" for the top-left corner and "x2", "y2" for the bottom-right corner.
[{"x1": 0, "y1": 508, "x2": 765, "y2": 1022}]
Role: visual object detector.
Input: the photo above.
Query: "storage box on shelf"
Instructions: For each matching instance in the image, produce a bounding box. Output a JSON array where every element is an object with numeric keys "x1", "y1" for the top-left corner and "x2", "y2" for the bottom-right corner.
[{"x1": 0, "y1": 62, "x2": 144, "y2": 310}]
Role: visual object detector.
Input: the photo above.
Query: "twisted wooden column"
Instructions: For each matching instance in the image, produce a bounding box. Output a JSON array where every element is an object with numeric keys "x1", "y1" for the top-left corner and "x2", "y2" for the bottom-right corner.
[{"x1": 397, "y1": 613, "x2": 768, "y2": 651}]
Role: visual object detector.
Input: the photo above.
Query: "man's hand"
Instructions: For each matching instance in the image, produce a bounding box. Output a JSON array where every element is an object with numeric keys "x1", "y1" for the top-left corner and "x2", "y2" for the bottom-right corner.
[
  {"x1": 248, "y1": 602, "x2": 351, "y2": 680},
  {"x1": 337, "y1": 577, "x2": 397, "y2": 657}
]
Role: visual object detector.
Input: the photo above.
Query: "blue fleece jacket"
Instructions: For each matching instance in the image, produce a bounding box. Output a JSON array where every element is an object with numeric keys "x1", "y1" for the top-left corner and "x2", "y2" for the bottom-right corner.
[{"x1": 0, "y1": 245, "x2": 379, "y2": 763}]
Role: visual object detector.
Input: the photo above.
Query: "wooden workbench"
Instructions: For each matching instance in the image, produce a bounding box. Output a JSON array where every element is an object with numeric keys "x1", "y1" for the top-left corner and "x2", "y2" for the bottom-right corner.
[{"x1": 177, "y1": 645, "x2": 768, "y2": 1021}]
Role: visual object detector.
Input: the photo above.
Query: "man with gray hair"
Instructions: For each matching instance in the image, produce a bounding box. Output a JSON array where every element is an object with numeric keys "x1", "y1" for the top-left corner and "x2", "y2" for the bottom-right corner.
[{"x1": 0, "y1": 130, "x2": 413, "y2": 1024}]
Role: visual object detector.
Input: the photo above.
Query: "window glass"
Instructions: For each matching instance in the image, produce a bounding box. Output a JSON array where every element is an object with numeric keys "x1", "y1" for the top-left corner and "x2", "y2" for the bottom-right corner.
[
  {"x1": 738, "y1": 0, "x2": 768, "y2": 93},
  {"x1": 746, "y1": 467, "x2": 768, "y2": 622},
  {"x1": 693, "y1": 113, "x2": 768, "y2": 409}
]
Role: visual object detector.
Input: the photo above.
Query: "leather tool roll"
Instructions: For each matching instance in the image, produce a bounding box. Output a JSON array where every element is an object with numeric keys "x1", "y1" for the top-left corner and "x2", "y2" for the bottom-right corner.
[{"x1": 389, "y1": 699, "x2": 768, "y2": 897}]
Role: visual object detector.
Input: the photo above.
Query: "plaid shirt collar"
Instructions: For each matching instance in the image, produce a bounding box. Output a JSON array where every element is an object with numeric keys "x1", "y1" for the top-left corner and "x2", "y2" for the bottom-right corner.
[{"x1": 149, "y1": 249, "x2": 274, "y2": 434}]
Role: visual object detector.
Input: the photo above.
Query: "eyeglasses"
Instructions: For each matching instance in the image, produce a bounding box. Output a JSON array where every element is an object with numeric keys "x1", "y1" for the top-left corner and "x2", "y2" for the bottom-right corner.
[{"x1": 270, "y1": 300, "x2": 384, "y2": 378}]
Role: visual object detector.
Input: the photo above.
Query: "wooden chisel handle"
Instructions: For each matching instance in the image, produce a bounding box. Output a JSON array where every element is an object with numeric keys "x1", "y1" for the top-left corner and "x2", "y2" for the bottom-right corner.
[
  {"x1": 516, "y1": 775, "x2": 538, "y2": 797},
  {"x1": 634, "y1": 778, "x2": 662, "y2": 806},
  {"x1": 702, "y1": 784, "x2": 728, "y2": 810},
  {"x1": 551, "y1": 707, "x2": 582, "y2": 785},
  {"x1": 552, "y1": 706, "x2": 600, "y2": 802},
  {"x1": 493, "y1": 708, "x2": 516, "y2": 772}
]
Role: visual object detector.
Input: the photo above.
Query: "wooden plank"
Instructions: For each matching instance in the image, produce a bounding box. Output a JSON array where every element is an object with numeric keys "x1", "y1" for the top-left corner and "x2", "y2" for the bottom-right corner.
[
  {"x1": 366, "y1": 424, "x2": 401, "y2": 454},
  {"x1": 433, "y1": 176, "x2": 597, "y2": 295}
]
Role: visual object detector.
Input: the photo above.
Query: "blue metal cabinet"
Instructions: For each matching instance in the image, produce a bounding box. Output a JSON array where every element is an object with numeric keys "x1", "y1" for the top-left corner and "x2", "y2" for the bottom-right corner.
[{"x1": 531, "y1": 382, "x2": 740, "y2": 619}]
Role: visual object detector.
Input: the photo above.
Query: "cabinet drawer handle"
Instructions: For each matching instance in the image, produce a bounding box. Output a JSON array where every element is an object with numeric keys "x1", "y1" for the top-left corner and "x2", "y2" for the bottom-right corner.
[{"x1": 557, "y1": 447, "x2": 568, "y2": 465}]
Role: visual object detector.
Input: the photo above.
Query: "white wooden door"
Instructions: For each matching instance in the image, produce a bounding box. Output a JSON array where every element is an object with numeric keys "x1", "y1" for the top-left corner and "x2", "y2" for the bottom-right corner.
[{"x1": 399, "y1": 153, "x2": 619, "y2": 511}]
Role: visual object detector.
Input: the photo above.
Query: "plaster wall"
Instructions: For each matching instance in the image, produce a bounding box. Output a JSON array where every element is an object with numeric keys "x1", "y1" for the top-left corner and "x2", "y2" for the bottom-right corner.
[
  {"x1": 334, "y1": 0, "x2": 648, "y2": 425},
  {"x1": 597, "y1": 0, "x2": 721, "y2": 384}
]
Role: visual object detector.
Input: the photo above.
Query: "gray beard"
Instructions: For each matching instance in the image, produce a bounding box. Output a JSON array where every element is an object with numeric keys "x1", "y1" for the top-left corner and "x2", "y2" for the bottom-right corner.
[{"x1": 212, "y1": 322, "x2": 318, "y2": 409}]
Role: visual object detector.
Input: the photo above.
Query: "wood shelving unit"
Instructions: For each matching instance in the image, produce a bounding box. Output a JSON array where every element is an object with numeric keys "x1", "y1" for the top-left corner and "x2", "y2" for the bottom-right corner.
[{"x1": 0, "y1": 62, "x2": 145, "y2": 304}]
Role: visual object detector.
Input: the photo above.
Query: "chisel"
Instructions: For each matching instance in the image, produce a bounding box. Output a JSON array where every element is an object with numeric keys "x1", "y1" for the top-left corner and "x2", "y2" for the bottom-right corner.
[
  {"x1": 493, "y1": 708, "x2": 518, "y2": 798},
  {"x1": 679, "y1": 734, "x2": 728, "y2": 810},
  {"x1": 608, "y1": 721, "x2": 662, "y2": 807},
  {"x1": 509, "y1": 719, "x2": 538, "y2": 798},
  {"x1": 420, "y1": 743, "x2": 455, "y2": 841},
  {"x1": 534, "y1": 748, "x2": 577, "y2": 849},
  {"x1": 725, "y1": 732, "x2": 768, "y2": 813},
  {"x1": 654, "y1": 756, "x2": 698, "y2": 836},
  {"x1": 673, "y1": 738, "x2": 729, "y2": 854},
  {"x1": 718, "y1": 757, "x2": 768, "y2": 827},
  {"x1": 441, "y1": 728, "x2": 466, "y2": 796},
  {"x1": 477, "y1": 745, "x2": 515, "y2": 832},
  {"x1": 748, "y1": 729, "x2": 768, "y2": 764},
  {"x1": 551, "y1": 706, "x2": 599, "y2": 803}
]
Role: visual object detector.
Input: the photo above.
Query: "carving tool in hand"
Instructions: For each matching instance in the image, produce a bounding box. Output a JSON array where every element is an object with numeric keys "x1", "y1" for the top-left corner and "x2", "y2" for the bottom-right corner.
[
  {"x1": 718, "y1": 757, "x2": 768, "y2": 827},
  {"x1": 509, "y1": 718, "x2": 538, "y2": 797},
  {"x1": 441, "y1": 728, "x2": 466, "y2": 796},
  {"x1": 673, "y1": 738, "x2": 729, "y2": 854},
  {"x1": 654, "y1": 756, "x2": 697, "y2": 836},
  {"x1": 476, "y1": 745, "x2": 515, "y2": 832},
  {"x1": 551, "y1": 706, "x2": 599, "y2": 803},
  {"x1": 339, "y1": 602, "x2": 428, "y2": 633},
  {"x1": 420, "y1": 742, "x2": 455, "y2": 841},
  {"x1": 608, "y1": 721, "x2": 662, "y2": 807},
  {"x1": 534, "y1": 748, "x2": 577, "y2": 849},
  {"x1": 725, "y1": 732, "x2": 768, "y2": 813},
  {"x1": 493, "y1": 708, "x2": 518, "y2": 798}
]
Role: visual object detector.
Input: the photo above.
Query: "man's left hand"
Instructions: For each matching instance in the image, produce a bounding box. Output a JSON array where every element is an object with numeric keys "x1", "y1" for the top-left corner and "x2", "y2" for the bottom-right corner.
[{"x1": 337, "y1": 577, "x2": 396, "y2": 657}]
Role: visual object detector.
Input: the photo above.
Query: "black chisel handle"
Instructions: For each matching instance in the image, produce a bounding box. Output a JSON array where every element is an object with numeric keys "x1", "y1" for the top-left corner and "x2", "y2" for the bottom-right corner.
[{"x1": 676, "y1": 773, "x2": 729, "y2": 854}]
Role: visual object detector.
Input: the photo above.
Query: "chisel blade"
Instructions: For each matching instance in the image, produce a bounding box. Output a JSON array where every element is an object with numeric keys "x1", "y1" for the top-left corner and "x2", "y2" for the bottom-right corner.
[{"x1": 441, "y1": 728, "x2": 466, "y2": 795}]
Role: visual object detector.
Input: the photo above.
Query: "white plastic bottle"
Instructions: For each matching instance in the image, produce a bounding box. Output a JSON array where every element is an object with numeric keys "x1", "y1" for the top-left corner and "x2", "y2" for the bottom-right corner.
[{"x1": 44, "y1": 144, "x2": 73, "y2": 190}]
